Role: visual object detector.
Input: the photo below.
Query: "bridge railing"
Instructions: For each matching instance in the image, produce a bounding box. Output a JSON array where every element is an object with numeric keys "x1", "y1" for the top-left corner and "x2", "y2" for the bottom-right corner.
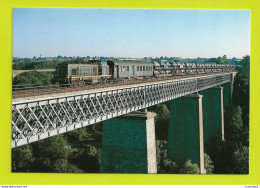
[
  {"x1": 12, "y1": 72, "x2": 232, "y2": 99},
  {"x1": 11, "y1": 72, "x2": 233, "y2": 148},
  {"x1": 197, "y1": 74, "x2": 230, "y2": 90}
]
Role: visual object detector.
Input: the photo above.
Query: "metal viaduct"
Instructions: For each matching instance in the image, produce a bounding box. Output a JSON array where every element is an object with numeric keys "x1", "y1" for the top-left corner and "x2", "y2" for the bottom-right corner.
[{"x1": 12, "y1": 71, "x2": 236, "y2": 174}]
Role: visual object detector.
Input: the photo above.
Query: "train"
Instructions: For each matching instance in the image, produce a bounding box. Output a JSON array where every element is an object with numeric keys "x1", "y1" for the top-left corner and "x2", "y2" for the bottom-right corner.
[{"x1": 54, "y1": 60, "x2": 235, "y2": 84}]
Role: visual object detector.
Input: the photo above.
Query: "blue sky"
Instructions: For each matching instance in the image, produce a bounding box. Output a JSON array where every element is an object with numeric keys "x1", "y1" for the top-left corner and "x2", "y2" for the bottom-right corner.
[{"x1": 13, "y1": 8, "x2": 250, "y2": 59}]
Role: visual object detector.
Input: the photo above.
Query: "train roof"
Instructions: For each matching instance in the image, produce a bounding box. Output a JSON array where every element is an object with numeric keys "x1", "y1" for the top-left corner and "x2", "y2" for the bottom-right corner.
[
  {"x1": 111, "y1": 60, "x2": 153, "y2": 66},
  {"x1": 58, "y1": 63, "x2": 98, "y2": 67}
]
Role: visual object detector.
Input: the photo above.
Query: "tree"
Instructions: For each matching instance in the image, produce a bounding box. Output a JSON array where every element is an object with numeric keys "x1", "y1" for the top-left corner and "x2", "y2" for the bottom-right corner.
[
  {"x1": 233, "y1": 55, "x2": 250, "y2": 127},
  {"x1": 225, "y1": 106, "x2": 245, "y2": 148},
  {"x1": 53, "y1": 159, "x2": 84, "y2": 173},
  {"x1": 30, "y1": 135, "x2": 71, "y2": 172},
  {"x1": 206, "y1": 104, "x2": 249, "y2": 174},
  {"x1": 68, "y1": 146, "x2": 101, "y2": 173},
  {"x1": 12, "y1": 136, "x2": 85, "y2": 173},
  {"x1": 74, "y1": 58, "x2": 87, "y2": 64},
  {"x1": 13, "y1": 60, "x2": 60, "y2": 70},
  {"x1": 161, "y1": 159, "x2": 179, "y2": 173},
  {"x1": 13, "y1": 71, "x2": 52, "y2": 86},
  {"x1": 180, "y1": 160, "x2": 200, "y2": 174},
  {"x1": 63, "y1": 123, "x2": 103, "y2": 172},
  {"x1": 148, "y1": 103, "x2": 170, "y2": 140},
  {"x1": 12, "y1": 145, "x2": 34, "y2": 172},
  {"x1": 204, "y1": 153, "x2": 214, "y2": 174},
  {"x1": 156, "y1": 139, "x2": 178, "y2": 173},
  {"x1": 241, "y1": 55, "x2": 250, "y2": 75},
  {"x1": 64, "y1": 127, "x2": 93, "y2": 148},
  {"x1": 203, "y1": 131, "x2": 231, "y2": 174},
  {"x1": 12, "y1": 122, "x2": 104, "y2": 173},
  {"x1": 216, "y1": 55, "x2": 228, "y2": 64},
  {"x1": 156, "y1": 139, "x2": 167, "y2": 172},
  {"x1": 232, "y1": 146, "x2": 249, "y2": 174}
]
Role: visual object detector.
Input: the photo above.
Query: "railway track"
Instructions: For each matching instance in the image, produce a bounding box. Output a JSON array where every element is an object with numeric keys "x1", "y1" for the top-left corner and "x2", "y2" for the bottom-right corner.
[{"x1": 12, "y1": 72, "x2": 233, "y2": 99}]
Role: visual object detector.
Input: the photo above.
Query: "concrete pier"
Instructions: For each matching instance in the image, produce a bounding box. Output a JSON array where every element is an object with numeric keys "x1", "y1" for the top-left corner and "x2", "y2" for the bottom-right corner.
[
  {"x1": 167, "y1": 94, "x2": 206, "y2": 174},
  {"x1": 222, "y1": 72, "x2": 236, "y2": 107},
  {"x1": 100, "y1": 111, "x2": 157, "y2": 173},
  {"x1": 200, "y1": 87, "x2": 224, "y2": 142},
  {"x1": 222, "y1": 82, "x2": 233, "y2": 107}
]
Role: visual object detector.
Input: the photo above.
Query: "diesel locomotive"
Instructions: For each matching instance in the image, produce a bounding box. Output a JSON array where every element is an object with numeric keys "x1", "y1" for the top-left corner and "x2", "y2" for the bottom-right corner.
[
  {"x1": 55, "y1": 60, "x2": 235, "y2": 84},
  {"x1": 55, "y1": 61, "x2": 110, "y2": 84}
]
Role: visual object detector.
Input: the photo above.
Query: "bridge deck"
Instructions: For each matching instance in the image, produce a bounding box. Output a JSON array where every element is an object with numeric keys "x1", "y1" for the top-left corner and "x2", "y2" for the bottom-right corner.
[
  {"x1": 13, "y1": 72, "x2": 233, "y2": 104},
  {"x1": 12, "y1": 72, "x2": 235, "y2": 148}
]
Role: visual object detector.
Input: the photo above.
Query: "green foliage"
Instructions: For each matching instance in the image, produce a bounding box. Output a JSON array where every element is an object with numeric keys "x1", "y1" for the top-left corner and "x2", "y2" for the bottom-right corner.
[
  {"x1": 32, "y1": 135, "x2": 69, "y2": 160},
  {"x1": 71, "y1": 58, "x2": 88, "y2": 64},
  {"x1": 64, "y1": 123, "x2": 103, "y2": 172},
  {"x1": 68, "y1": 147, "x2": 101, "y2": 173},
  {"x1": 180, "y1": 160, "x2": 200, "y2": 174},
  {"x1": 232, "y1": 146, "x2": 249, "y2": 174},
  {"x1": 12, "y1": 145, "x2": 34, "y2": 172},
  {"x1": 12, "y1": 59, "x2": 91, "y2": 70},
  {"x1": 233, "y1": 55, "x2": 250, "y2": 127},
  {"x1": 156, "y1": 139, "x2": 178, "y2": 173},
  {"x1": 161, "y1": 159, "x2": 179, "y2": 173},
  {"x1": 204, "y1": 153, "x2": 214, "y2": 174},
  {"x1": 53, "y1": 159, "x2": 84, "y2": 173},
  {"x1": 225, "y1": 106, "x2": 248, "y2": 148},
  {"x1": 206, "y1": 56, "x2": 250, "y2": 174},
  {"x1": 13, "y1": 60, "x2": 60, "y2": 70},
  {"x1": 216, "y1": 55, "x2": 228, "y2": 64},
  {"x1": 156, "y1": 140, "x2": 167, "y2": 172},
  {"x1": 87, "y1": 146, "x2": 100, "y2": 157},
  {"x1": 228, "y1": 106, "x2": 243, "y2": 130},
  {"x1": 64, "y1": 128, "x2": 93, "y2": 148},
  {"x1": 234, "y1": 76, "x2": 249, "y2": 107},
  {"x1": 148, "y1": 103, "x2": 170, "y2": 140},
  {"x1": 240, "y1": 55, "x2": 250, "y2": 75},
  {"x1": 204, "y1": 136, "x2": 229, "y2": 173},
  {"x1": 206, "y1": 105, "x2": 247, "y2": 174},
  {"x1": 13, "y1": 71, "x2": 52, "y2": 85},
  {"x1": 12, "y1": 122, "x2": 103, "y2": 173},
  {"x1": 154, "y1": 104, "x2": 170, "y2": 121},
  {"x1": 64, "y1": 123, "x2": 102, "y2": 149},
  {"x1": 30, "y1": 135, "x2": 71, "y2": 172},
  {"x1": 232, "y1": 55, "x2": 250, "y2": 150}
]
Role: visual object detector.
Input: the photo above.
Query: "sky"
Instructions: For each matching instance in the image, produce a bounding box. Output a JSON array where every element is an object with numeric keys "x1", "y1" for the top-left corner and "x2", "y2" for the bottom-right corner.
[{"x1": 13, "y1": 8, "x2": 250, "y2": 59}]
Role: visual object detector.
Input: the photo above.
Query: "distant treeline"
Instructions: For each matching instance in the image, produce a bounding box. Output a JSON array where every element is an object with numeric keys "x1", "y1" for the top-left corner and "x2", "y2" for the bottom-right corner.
[
  {"x1": 12, "y1": 59, "x2": 89, "y2": 70},
  {"x1": 12, "y1": 55, "x2": 233, "y2": 70}
]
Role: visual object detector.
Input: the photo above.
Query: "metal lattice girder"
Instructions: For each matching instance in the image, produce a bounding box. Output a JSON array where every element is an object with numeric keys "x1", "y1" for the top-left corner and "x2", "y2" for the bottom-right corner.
[{"x1": 12, "y1": 73, "x2": 232, "y2": 148}]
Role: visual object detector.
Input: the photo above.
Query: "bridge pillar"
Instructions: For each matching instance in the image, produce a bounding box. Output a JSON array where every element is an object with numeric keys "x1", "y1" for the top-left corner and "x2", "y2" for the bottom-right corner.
[
  {"x1": 167, "y1": 94, "x2": 206, "y2": 174},
  {"x1": 222, "y1": 73, "x2": 236, "y2": 107},
  {"x1": 100, "y1": 111, "x2": 157, "y2": 173},
  {"x1": 200, "y1": 87, "x2": 224, "y2": 143},
  {"x1": 222, "y1": 83, "x2": 232, "y2": 107}
]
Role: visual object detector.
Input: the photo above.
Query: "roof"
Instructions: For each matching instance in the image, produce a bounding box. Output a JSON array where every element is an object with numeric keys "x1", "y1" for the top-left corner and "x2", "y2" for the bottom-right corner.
[
  {"x1": 58, "y1": 64, "x2": 98, "y2": 67},
  {"x1": 112, "y1": 61, "x2": 153, "y2": 66}
]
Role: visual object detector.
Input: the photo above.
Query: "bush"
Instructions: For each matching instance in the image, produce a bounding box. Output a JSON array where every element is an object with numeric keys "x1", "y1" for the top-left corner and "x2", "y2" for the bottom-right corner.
[
  {"x1": 180, "y1": 160, "x2": 200, "y2": 174},
  {"x1": 13, "y1": 71, "x2": 52, "y2": 86},
  {"x1": 204, "y1": 153, "x2": 214, "y2": 174}
]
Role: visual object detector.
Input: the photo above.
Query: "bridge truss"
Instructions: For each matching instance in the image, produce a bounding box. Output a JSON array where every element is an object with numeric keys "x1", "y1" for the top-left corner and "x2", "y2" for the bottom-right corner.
[{"x1": 12, "y1": 73, "x2": 232, "y2": 148}]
